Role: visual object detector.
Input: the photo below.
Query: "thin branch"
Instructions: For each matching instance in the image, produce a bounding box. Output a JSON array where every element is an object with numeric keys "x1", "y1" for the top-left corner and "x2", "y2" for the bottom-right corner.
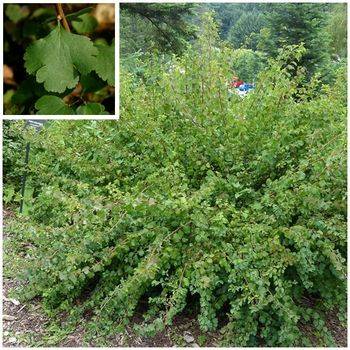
[{"x1": 55, "y1": 3, "x2": 70, "y2": 32}]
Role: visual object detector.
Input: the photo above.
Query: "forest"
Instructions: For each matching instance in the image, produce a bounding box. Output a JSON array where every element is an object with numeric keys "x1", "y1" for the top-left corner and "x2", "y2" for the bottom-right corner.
[{"x1": 3, "y1": 2, "x2": 347, "y2": 347}]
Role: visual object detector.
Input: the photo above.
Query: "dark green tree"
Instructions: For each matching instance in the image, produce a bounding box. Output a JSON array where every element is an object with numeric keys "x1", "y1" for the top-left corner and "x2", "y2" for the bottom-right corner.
[
  {"x1": 209, "y1": 3, "x2": 265, "y2": 40},
  {"x1": 120, "y1": 3, "x2": 196, "y2": 54},
  {"x1": 227, "y1": 12, "x2": 267, "y2": 50},
  {"x1": 259, "y1": 3, "x2": 331, "y2": 78}
]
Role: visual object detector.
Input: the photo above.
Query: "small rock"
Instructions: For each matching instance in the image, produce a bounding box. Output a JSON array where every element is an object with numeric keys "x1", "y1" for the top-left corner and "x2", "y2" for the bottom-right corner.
[
  {"x1": 3, "y1": 296, "x2": 20, "y2": 305},
  {"x1": 191, "y1": 343, "x2": 200, "y2": 347},
  {"x1": 3, "y1": 331, "x2": 9, "y2": 336},
  {"x1": 8, "y1": 337, "x2": 17, "y2": 344},
  {"x1": 184, "y1": 331, "x2": 195, "y2": 343},
  {"x1": 3, "y1": 315, "x2": 16, "y2": 321},
  {"x1": 11, "y1": 298, "x2": 20, "y2": 306}
]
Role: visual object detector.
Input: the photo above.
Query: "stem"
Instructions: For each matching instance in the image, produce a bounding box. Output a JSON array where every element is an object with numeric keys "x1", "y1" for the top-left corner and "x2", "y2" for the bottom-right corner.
[{"x1": 55, "y1": 3, "x2": 70, "y2": 32}]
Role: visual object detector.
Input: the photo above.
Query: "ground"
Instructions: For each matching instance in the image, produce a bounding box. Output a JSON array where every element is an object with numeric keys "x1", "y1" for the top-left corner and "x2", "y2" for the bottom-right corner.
[{"x1": 2, "y1": 209, "x2": 347, "y2": 347}]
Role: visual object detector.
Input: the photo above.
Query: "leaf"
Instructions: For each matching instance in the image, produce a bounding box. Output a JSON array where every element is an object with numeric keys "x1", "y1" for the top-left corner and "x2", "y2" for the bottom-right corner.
[
  {"x1": 24, "y1": 23, "x2": 98, "y2": 93},
  {"x1": 12, "y1": 81, "x2": 33, "y2": 105},
  {"x1": 66, "y1": 7, "x2": 93, "y2": 20},
  {"x1": 12, "y1": 78, "x2": 46, "y2": 105},
  {"x1": 33, "y1": 7, "x2": 56, "y2": 19},
  {"x1": 6, "y1": 4, "x2": 29, "y2": 23},
  {"x1": 35, "y1": 95, "x2": 74, "y2": 115},
  {"x1": 72, "y1": 14, "x2": 98, "y2": 34},
  {"x1": 80, "y1": 73, "x2": 106, "y2": 92},
  {"x1": 76, "y1": 103, "x2": 109, "y2": 115},
  {"x1": 4, "y1": 185, "x2": 15, "y2": 204},
  {"x1": 4, "y1": 90, "x2": 15, "y2": 105},
  {"x1": 94, "y1": 41, "x2": 115, "y2": 86}
]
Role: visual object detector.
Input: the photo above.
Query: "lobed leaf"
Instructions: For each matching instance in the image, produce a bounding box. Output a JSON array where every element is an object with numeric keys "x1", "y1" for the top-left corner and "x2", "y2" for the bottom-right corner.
[
  {"x1": 94, "y1": 41, "x2": 115, "y2": 86},
  {"x1": 35, "y1": 95, "x2": 74, "y2": 115},
  {"x1": 24, "y1": 24, "x2": 98, "y2": 93},
  {"x1": 76, "y1": 102, "x2": 109, "y2": 115},
  {"x1": 72, "y1": 13, "x2": 98, "y2": 34}
]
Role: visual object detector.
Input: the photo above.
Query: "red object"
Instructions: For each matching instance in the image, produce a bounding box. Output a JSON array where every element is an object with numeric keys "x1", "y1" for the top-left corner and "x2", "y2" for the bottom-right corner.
[
  {"x1": 230, "y1": 76, "x2": 244, "y2": 88},
  {"x1": 233, "y1": 80, "x2": 244, "y2": 88}
]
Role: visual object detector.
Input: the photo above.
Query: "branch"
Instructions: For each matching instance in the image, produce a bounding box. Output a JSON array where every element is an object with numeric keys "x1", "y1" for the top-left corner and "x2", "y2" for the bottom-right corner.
[
  {"x1": 55, "y1": 3, "x2": 70, "y2": 32},
  {"x1": 142, "y1": 14, "x2": 175, "y2": 50}
]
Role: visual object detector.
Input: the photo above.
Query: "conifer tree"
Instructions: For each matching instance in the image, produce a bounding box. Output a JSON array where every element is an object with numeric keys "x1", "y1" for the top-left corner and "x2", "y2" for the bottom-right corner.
[{"x1": 120, "y1": 3, "x2": 196, "y2": 53}]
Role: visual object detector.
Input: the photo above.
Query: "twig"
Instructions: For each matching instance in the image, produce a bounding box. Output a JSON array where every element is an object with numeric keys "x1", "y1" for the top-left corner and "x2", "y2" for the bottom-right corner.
[{"x1": 55, "y1": 3, "x2": 70, "y2": 32}]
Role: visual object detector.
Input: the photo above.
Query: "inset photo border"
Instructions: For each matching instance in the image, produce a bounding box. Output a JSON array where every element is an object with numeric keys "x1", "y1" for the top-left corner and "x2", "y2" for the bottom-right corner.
[{"x1": 3, "y1": 2, "x2": 116, "y2": 117}]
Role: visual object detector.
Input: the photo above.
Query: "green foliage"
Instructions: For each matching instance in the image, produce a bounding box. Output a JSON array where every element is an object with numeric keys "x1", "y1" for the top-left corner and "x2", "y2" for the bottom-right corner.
[
  {"x1": 24, "y1": 23, "x2": 98, "y2": 93},
  {"x1": 209, "y1": 3, "x2": 346, "y2": 83},
  {"x1": 120, "y1": 3, "x2": 196, "y2": 55},
  {"x1": 80, "y1": 73, "x2": 106, "y2": 93},
  {"x1": 72, "y1": 13, "x2": 98, "y2": 34},
  {"x1": 230, "y1": 49, "x2": 266, "y2": 82},
  {"x1": 3, "y1": 121, "x2": 27, "y2": 189},
  {"x1": 76, "y1": 103, "x2": 109, "y2": 115},
  {"x1": 326, "y1": 3, "x2": 347, "y2": 58},
  {"x1": 227, "y1": 12, "x2": 266, "y2": 50},
  {"x1": 209, "y1": 3, "x2": 266, "y2": 40},
  {"x1": 5, "y1": 13, "x2": 346, "y2": 347},
  {"x1": 11, "y1": 78, "x2": 46, "y2": 106},
  {"x1": 34, "y1": 96, "x2": 109, "y2": 115},
  {"x1": 4, "y1": 3, "x2": 115, "y2": 115},
  {"x1": 35, "y1": 95, "x2": 75, "y2": 115},
  {"x1": 94, "y1": 41, "x2": 115, "y2": 86},
  {"x1": 5, "y1": 4, "x2": 29, "y2": 23},
  {"x1": 259, "y1": 3, "x2": 332, "y2": 79}
]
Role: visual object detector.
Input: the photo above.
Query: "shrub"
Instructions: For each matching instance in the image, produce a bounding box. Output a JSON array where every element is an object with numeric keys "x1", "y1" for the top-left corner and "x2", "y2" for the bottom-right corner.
[{"x1": 5, "y1": 14, "x2": 346, "y2": 346}]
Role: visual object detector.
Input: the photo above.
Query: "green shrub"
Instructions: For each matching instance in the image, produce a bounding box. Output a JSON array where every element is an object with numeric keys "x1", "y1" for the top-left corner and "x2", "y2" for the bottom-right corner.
[{"x1": 5, "y1": 14, "x2": 346, "y2": 346}]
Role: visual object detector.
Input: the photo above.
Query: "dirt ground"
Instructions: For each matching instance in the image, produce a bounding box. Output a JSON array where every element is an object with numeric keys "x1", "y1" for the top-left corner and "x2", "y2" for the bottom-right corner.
[
  {"x1": 3, "y1": 274, "x2": 221, "y2": 347},
  {"x1": 2, "y1": 209, "x2": 347, "y2": 347}
]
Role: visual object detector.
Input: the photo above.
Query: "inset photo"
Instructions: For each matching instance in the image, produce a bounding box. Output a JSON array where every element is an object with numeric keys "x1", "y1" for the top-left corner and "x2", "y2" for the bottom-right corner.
[{"x1": 3, "y1": 3, "x2": 115, "y2": 115}]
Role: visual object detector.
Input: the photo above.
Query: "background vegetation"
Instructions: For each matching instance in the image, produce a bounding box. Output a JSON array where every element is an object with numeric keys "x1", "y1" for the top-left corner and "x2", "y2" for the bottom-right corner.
[{"x1": 121, "y1": 3, "x2": 346, "y2": 83}]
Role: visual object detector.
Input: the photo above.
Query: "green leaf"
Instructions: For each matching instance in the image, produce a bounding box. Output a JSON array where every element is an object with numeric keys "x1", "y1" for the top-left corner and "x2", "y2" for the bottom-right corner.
[
  {"x1": 12, "y1": 78, "x2": 46, "y2": 105},
  {"x1": 94, "y1": 41, "x2": 115, "y2": 86},
  {"x1": 6, "y1": 4, "x2": 29, "y2": 23},
  {"x1": 4, "y1": 90, "x2": 15, "y2": 105},
  {"x1": 32, "y1": 7, "x2": 56, "y2": 20},
  {"x1": 80, "y1": 73, "x2": 106, "y2": 93},
  {"x1": 66, "y1": 7, "x2": 93, "y2": 20},
  {"x1": 35, "y1": 95, "x2": 75, "y2": 115},
  {"x1": 12, "y1": 81, "x2": 33, "y2": 105},
  {"x1": 4, "y1": 185, "x2": 15, "y2": 204},
  {"x1": 76, "y1": 103, "x2": 109, "y2": 115},
  {"x1": 59, "y1": 272, "x2": 67, "y2": 281},
  {"x1": 72, "y1": 14, "x2": 98, "y2": 34},
  {"x1": 24, "y1": 23, "x2": 98, "y2": 93}
]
